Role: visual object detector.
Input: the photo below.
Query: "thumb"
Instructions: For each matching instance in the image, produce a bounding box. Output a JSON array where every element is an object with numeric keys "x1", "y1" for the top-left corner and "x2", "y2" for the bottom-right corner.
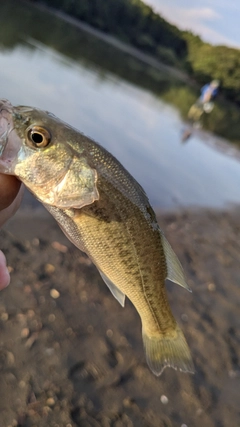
[{"x1": 0, "y1": 250, "x2": 10, "y2": 290}]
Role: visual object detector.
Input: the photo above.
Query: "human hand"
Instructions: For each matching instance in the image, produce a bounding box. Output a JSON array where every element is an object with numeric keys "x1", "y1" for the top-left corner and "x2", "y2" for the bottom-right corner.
[{"x1": 0, "y1": 174, "x2": 24, "y2": 289}]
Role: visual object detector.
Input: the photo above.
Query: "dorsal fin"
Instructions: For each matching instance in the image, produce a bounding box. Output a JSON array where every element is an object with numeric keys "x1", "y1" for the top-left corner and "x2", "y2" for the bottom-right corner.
[
  {"x1": 99, "y1": 270, "x2": 126, "y2": 307},
  {"x1": 161, "y1": 234, "x2": 191, "y2": 292}
]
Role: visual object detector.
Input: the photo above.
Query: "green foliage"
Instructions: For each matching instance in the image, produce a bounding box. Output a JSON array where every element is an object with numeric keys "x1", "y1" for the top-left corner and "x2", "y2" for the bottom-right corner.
[
  {"x1": 183, "y1": 32, "x2": 240, "y2": 105},
  {"x1": 41, "y1": 0, "x2": 187, "y2": 59},
  {"x1": 156, "y1": 46, "x2": 178, "y2": 66}
]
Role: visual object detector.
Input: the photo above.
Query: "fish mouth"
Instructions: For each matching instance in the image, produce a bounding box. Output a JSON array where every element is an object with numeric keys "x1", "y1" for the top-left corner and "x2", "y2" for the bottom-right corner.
[{"x1": 0, "y1": 99, "x2": 14, "y2": 156}]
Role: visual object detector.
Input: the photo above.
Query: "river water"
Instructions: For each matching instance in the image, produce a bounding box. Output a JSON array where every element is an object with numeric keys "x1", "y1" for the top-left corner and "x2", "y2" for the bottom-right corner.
[{"x1": 1, "y1": 1, "x2": 240, "y2": 210}]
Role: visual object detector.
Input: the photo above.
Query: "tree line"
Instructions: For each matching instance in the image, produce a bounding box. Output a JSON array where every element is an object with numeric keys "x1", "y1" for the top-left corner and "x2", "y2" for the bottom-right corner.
[
  {"x1": 29, "y1": 0, "x2": 240, "y2": 105},
  {"x1": 31, "y1": 0, "x2": 187, "y2": 64}
]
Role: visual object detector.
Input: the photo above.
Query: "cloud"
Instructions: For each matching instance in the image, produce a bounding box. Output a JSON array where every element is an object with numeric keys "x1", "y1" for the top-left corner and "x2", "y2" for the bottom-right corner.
[
  {"x1": 145, "y1": 1, "x2": 240, "y2": 48},
  {"x1": 147, "y1": 3, "x2": 219, "y2": 31},
  {"x1": 159, "y1": 6, "x2": 219, "y2": 32}
]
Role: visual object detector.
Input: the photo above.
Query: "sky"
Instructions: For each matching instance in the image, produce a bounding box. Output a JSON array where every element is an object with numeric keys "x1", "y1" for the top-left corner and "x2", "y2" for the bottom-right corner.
[{"x1": 145, "y1": 0, "x2": 240, "y2": 49}]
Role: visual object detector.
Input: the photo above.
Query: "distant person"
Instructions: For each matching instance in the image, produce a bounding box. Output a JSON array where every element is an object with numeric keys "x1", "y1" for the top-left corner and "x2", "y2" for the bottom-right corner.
[
  {"x1": 182, "y1": 79, "x2": 220, "y2": 142},
  {"x1": 0, "y1": 175, "x2": 23, "y2": 290},
  {"x1": 187, "y1": 79, "x2": 220, "y2": 123},
  {"x1": 199, "y1": 79, "x2": 220, "y2": 105}
]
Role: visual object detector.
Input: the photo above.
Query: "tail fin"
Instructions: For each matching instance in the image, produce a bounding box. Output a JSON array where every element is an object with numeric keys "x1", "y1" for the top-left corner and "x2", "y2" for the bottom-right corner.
[{"x1": 142, "y1": 325, "x2": 194, "y2": 376}]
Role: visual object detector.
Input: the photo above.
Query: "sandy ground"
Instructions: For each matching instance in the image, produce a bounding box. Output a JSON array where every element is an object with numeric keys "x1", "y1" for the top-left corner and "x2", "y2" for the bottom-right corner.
[{"x1": 0, "y1": 197, "x2": 240, "y2": 427}]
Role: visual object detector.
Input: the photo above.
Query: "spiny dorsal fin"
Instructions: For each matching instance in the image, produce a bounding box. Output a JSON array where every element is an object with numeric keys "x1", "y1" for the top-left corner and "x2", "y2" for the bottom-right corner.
[
  {"x1": 161, "y1": 234, "x2": 191, "y2": 292},
  {"x1": 99, "y1": 270, "x2": 126, "y2": 307}
]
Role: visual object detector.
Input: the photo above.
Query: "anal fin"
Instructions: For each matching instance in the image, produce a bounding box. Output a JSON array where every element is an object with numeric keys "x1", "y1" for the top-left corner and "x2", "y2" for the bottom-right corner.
[
  {"x1": 99, "y1": 270, "x2": 125, "y2": 307},
  {"x1": 161, "y1": 234, "x2": 191, "y2": 292}
]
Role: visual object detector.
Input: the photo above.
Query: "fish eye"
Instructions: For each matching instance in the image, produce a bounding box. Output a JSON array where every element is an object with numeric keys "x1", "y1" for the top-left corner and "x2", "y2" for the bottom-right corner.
[{"x1": 27, "y1": 126, "x2": 51, "y2": 148}]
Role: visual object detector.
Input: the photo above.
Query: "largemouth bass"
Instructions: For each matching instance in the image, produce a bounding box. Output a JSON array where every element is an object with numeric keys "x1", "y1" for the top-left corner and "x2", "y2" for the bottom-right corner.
[{"x1": 0, "y1": 99, "x2": 194, "y2": 376}]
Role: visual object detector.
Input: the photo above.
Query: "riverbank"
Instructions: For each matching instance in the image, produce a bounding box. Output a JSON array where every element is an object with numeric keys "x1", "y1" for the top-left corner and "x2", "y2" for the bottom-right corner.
[{"x1": 1, "y1": 202, "x2": 239, "y2": 426}]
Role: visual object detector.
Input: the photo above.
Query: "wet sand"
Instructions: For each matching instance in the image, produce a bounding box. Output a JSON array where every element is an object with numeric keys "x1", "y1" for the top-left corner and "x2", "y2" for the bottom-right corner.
[{"x1": 0, "y1": 199, "x2": 240, "y2": 426}]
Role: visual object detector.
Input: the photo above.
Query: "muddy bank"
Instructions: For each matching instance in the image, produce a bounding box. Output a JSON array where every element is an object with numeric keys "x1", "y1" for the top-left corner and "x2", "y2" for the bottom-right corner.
[{"x1": 0, "y1": 203, "x2": 240, "y2": 426}]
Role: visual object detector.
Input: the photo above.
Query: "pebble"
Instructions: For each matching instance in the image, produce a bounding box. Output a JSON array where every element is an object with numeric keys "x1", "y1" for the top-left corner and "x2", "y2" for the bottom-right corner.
[
  {"x1": 21, "y1": 328, "x2": 30, "y2": 339},
  {"x1": 25, "y1": 333, "x2": 38, "y2": 349},
  {"x1": 160, "y1": 395, "x2": 168, "y2": 404},
  {"x1": 19, "y1": 380, "x2": 26, "y2": 389},
  {"x1": 53, "y1": 341, "x2": 60, "y2": 350},
  {"x1": 181, "y1": 313, "x2": 189, "y2": 322},
  {"x1": 50, "y1": 289, "x2": 60, "y2": 299},
  {"x1": 31, "y1": 319, "x2": 42, "y2": 330},
  {"x1": 32, "y1": 238, "x2": 40, "y2": 246},
  {"x1": 45, "y1": 263, "x2": 55, "y2": 274},
  {"x1": 6, "y1": 372, "x2": 16, "y2": 383},
  {"x1": 45, "y1": 348, "x2": 55, "y2": 356},
  {"x1": 228, "y1": 369, "x2": 240, "y2": 378},
  {"x1": 43, "y1": 406, "x2": 52, "y2": 415},
  {"x1": 123, "y1": 397, "x2": 134, "y2": 407},
  {"x1": 24, "y1": 285, "x2": 32, "y2": 294},
  {"x1": 27, "y1": 408, "x2": 36, "y2": 417},
  {"x1": 52, "y1": 241, "x2": 68, "y2": 253},
  {"x1": 46, "y1": 397, "x2": 55, "y2": 407},
  {"x1": 80, "y1": 291, "x2": 88, "y2": 302},
  {"x1": 106, "y1": 329, "x2": 113, "y2": 338},
  {"x1": 48, "y1": 314, "x2": 56, "y2": 323},
  {"x1": 24, "y1": 240, "x2": 31, "y2": 250},
  {"x1": 208, "y1": 282, "x2": 216, "y2": 292},
  {"x1": 79, "y1": 256, "x2": 92, "y2": 266},
  {"x1": 17, "y1": 313, "x2": 26, "y2": 323},
  {"x1": 6, "y1": 351, "x2": 15, "y2": 367},
  {"x1": 1, "y1": 312, "x2": 8, "y2": 321},
  {"x1": 27, "y1": 309, "x2": 35, "y2": 318}
]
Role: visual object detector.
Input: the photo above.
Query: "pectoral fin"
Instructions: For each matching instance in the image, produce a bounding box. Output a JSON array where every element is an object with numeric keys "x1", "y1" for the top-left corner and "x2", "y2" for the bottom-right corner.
[
  {"x1": 161, "y1": 234, "x2": 191, "y2": 292},
  {"x1": 99, "y1": 270, "x2": 125, "y2": 307}
]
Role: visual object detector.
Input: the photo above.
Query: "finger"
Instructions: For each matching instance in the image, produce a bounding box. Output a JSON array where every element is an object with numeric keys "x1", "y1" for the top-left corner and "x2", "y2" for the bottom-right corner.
[
  {"x1": 0, "y1": 174, "x2": 21, "y2": 210},
  {"x1": 0, "y1": 183, "x2": 24, "y2": 228},
  {"x1": 0, "y1": 250, "x2": 10, "y2": 290}
]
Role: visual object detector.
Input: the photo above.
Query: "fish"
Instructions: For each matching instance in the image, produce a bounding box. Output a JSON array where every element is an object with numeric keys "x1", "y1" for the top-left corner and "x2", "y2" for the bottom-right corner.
[{"x1": 0, "y1": 99, "x2": 194, "y2": 376}]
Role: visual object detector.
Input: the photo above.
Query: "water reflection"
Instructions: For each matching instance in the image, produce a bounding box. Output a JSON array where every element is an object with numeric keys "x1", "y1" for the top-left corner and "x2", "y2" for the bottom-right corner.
[{"x1": 1, "y1": 0, "x2": 240, "y2": 209}]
